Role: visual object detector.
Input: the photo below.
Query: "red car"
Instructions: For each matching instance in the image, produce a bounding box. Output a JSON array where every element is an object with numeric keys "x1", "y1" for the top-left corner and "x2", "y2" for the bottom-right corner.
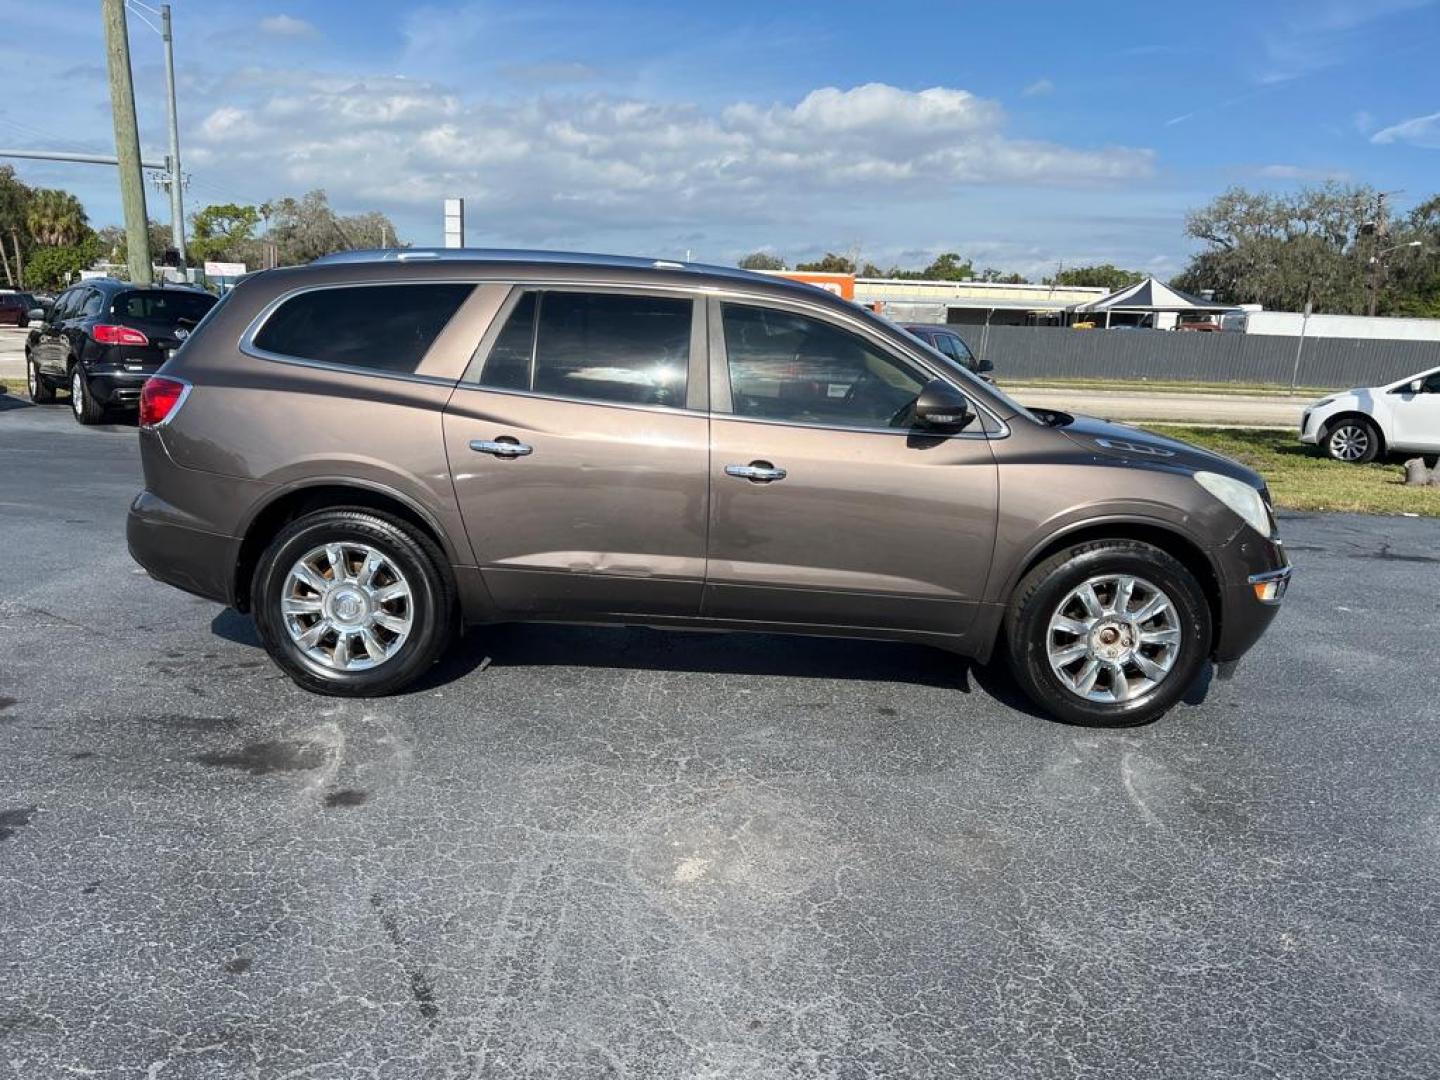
[{"x1": 0, "y1": 292, "x2": 32, "y2": 327}]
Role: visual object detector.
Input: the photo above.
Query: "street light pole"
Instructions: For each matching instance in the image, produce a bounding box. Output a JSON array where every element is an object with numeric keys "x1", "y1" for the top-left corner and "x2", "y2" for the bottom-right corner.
[{"x1": 160, "y1": 3, "x2": 185, "y2": 273}]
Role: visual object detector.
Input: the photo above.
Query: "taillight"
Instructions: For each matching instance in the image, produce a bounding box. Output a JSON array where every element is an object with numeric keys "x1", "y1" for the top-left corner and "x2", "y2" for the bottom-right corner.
[
  {"x1": 139, "y1": 376, "x2": 190, "y2": 428},
  {"x1": 93, "y1": 323, "x2": 149, "y2": 346}
]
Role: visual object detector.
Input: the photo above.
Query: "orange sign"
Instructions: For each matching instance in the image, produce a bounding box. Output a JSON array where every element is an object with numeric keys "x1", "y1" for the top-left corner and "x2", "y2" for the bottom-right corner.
[{"x1": 770, "y1": 271, "x2": 855, "y2": 300}]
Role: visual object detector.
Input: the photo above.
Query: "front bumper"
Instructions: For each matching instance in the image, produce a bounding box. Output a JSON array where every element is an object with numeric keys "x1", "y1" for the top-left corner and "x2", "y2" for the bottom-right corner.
[
  {"x1": 1212, "y1": 528, "x2": 1292, "y2": 664},
  {"x1": 127, "y1": 490, "x2": 241, "y2": 605}
]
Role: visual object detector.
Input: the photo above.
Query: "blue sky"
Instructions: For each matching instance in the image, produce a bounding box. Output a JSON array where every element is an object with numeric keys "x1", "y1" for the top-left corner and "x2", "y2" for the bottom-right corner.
[{"x1": 1, "y1": 0, "x2": 1437, "y2": 277}]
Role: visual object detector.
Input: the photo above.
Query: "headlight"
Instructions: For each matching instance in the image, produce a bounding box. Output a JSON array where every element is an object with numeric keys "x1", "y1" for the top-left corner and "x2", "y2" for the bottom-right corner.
[{"x1": 1194, "y1": 471, "x2": 1272, "y2": 537}]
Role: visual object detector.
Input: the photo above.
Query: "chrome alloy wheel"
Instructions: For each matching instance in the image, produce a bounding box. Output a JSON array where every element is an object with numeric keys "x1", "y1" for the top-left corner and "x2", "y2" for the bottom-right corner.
[
  {"x1": 71, "y1": 370, "x2": 84, "y2": 415},
  {"x1": 1328, "y1": 423, "x2": 1369, "y2": 462},
  {"x1": 26, "y1": 362, "x2": 37, "y2": 397},
  {"x1": 1046, "y1": 574, "x2": 1182, "y2": 704},
  {"x1": 281, "y1": 542, "x2": 414, "y2": 671}
]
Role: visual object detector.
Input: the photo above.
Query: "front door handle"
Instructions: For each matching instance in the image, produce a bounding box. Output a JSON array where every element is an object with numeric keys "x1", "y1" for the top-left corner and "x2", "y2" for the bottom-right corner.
[
  {"x1": 470, "y1": 437, "x2": 533, "y2": 459},
  {"x1": 725, "y1": 461, "x2": 786, "y2": 483}
]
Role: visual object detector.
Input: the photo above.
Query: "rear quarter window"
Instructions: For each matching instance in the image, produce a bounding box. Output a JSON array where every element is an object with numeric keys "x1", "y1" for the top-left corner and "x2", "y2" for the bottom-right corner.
[{"x1": 251, "y1": 283, "x2": 475, "y2": 374}]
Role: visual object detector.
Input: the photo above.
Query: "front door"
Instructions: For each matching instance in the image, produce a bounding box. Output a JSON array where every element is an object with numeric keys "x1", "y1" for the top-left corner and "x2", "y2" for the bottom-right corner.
[
  {"x1": 1391, "y1": 369, "x2": 1440, "y2": 452},
  {"x1": 703, "y1": 300, "x2": 998, "y2": 637},
  {"x1": 444, "y1": 287, "x2": 710, "y2": 618}
]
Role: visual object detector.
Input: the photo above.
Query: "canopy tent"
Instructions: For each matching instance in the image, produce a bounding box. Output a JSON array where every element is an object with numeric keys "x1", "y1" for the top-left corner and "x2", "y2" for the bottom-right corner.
[{"x1": 1073, "y1": 277, "x2": 1232, "y2": 326}]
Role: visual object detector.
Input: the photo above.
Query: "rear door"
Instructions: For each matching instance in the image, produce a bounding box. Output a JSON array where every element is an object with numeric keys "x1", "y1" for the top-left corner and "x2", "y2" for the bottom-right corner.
[
  {"x1": 704, "y1": 299, "x2": 998, "y2": 637},
  {"x1": 444, "y1": 287, "x2": 710, "y2": 618}
]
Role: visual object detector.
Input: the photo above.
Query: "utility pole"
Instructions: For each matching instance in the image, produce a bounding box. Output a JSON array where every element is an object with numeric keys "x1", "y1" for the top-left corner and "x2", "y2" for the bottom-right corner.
[
  {"x1": 160, "y1": 4, "x2": 185, "y2": 273},
  {"x1": 101, "y1": 0, "x2": 151, "y2": 285},
  {"x1": 1364, "y1": 192, "x2": 1392, "y2": 318}
]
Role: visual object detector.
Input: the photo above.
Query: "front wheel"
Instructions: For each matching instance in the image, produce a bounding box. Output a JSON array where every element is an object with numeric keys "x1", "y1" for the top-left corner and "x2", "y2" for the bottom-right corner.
[
  {"x1": 1006, "y1": 539, "x2": 1212, "y2": 727},
  {"x1": 1323, "y1": 417, "x2": 1380, "y2": 464},
  {"x1": 252, "y1": 509, "x2": 456, "y2": 697}
]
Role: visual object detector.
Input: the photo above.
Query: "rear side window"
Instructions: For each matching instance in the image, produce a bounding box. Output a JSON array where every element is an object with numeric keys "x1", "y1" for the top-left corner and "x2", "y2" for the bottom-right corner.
[
  {"x1": 252, "y1": 283, "x2": 474, "y2": 374},
  {"x1": 114, "y1": 290, "x2": 217, "y2": 325},
  {"x1": 81, "y1": 291, "x2": 104, "y2": 317},
  {"x1": 479, "y1": 290, "x2": 690, "y2": 408}
]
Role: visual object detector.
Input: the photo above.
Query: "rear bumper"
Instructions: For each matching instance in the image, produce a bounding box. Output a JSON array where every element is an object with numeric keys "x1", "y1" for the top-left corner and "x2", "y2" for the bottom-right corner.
[
  {"x1": 87, "y1": 368, "x2": 157, "y2": 407},
  {"x1": 127, "y1": 490, "x2": 240, "y2": 605}
]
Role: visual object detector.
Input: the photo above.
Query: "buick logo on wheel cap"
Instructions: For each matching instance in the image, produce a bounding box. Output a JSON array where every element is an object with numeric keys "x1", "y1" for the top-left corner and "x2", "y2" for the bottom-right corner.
[{"x1": 174, "y1": 328, "x2": 190, "y2": 340}]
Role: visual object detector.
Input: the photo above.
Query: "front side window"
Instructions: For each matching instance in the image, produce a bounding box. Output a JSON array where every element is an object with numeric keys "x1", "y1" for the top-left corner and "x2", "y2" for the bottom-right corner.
[
  {"x1": 479, "y1": 290, "x2": 690, "y2": 408},
  {"x1": 252, "y1": 283, "x2": 474, "y2": 374},
  {"x1": 1421, "y1": 371, "x2": 1440, "y2": 394},
  {"x1": 942, "y1": 333, "x2": 975, "y2": 366},
  {"x1": 721, "y1": 303, "x2": 927, "y2": 429}
]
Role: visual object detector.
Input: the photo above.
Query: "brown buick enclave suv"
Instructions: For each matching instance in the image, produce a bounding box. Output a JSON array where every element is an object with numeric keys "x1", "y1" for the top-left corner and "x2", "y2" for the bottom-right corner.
[{"x1": 128, "y1": 250, "x2": 1290, "y2": 726}]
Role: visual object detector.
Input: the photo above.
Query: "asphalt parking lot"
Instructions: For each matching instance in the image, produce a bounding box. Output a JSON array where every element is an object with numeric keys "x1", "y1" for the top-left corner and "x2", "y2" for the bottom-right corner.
[{"x1": 2, "y1": 395, "x2": 1437, "y2": 1078}]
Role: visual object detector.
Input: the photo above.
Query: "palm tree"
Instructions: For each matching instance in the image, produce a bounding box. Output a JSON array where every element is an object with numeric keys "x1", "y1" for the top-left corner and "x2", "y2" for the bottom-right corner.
[{"x1": 26, "y1": 188, "x2": 88, "y2": 247}]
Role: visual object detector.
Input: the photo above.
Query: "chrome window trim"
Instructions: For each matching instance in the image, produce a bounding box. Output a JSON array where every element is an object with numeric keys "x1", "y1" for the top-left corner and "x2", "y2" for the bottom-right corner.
[
  {"x1": 237, "y1": 280, "x2": 478, "y2": 382},
  {"x1": 449, "y1": 379, "x2": 708, "y2": 420},
  {"x1": 236, "y1": 273, "x2": 1008, "y2": 435}
]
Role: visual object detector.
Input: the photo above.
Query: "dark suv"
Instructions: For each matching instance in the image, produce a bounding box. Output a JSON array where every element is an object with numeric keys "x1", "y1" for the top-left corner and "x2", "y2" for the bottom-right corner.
[
  {"x1": 127, "y1": 250, "x2": 1290, "y2": 726},
  {"x1": 26, "y1": 279, "x2": 216, "y2": 423},
  {"x1": 902, "y1": 323, "x2": 994, "y2": 382}
]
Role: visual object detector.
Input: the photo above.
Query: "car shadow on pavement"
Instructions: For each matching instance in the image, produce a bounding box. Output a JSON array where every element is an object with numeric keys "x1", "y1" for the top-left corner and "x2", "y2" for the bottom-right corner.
[
  {"x1": 208, "y1": 610, "x2": 1213, "y2": 725},
  {"x1": 0, "y1": 392, "x2": 34, "y2": 413}
]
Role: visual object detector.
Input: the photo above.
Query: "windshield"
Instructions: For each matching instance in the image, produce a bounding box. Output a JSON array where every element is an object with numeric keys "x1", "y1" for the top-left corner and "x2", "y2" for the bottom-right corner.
[{"x1": 113, "y1": 289, "x2": 217, "y2": 325}]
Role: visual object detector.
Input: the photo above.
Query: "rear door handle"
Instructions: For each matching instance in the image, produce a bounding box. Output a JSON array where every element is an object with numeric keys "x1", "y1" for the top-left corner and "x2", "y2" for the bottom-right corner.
[
  {"x1": 725, "y1": 461, "x2": 786, "y2": 483},
  {"x1": 470, "y1": 437, "x2": 533, "y2": 459}
]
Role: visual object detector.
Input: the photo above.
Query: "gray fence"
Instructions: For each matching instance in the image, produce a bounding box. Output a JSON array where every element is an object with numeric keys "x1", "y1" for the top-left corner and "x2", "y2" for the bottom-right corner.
[{"x1": 975, "y1": 324, "x2": 1440, "y2": 388}]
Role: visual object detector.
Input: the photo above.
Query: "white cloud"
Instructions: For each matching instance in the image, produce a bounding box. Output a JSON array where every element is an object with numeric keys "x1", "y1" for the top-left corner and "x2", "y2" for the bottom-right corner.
[
  {"x1": 1021, "y1": 78, "x2": 1055, "y2": 98},
  {"x1": 259, "y1": 14, "x2": 318, "y2": 38},
  {"x1": 1371, "y1": 110, "x2": 1440, "y2": 148},
  {"x1": 1258, "y1": 163, "x2": 1351, "y2": 181},
  {"x1": 185, "y1": 78, "x2": 1154, "y2": 240}
]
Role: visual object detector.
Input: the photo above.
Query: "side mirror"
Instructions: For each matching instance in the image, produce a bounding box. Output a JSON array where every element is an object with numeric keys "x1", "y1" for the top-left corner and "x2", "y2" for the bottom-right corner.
[
  {"x1": 977, "y1": 357, "x2": 994, "y2": 374},
  {"x1": 913, "y1": 378, "x2": 973, "y2": 432},
  {"x1": 1408, "y1": 379, "x2": 1423, "y2": 394}
]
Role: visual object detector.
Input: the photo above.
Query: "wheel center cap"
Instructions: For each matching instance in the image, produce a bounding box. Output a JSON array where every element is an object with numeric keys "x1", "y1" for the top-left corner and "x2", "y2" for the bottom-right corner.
[{"x1": 329, "y1": 587, "x2": 368, "y2": 626}]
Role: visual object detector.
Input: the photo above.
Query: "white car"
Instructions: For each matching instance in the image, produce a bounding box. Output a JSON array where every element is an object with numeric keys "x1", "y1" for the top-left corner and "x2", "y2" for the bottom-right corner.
[{"x1": 1300, "y1": 365, "x2": 1440, "y2": 463}]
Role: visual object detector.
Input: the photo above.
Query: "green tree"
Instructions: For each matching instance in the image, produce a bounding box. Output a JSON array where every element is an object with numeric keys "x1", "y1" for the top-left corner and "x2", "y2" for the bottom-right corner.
[
  {"x1": 738, "y1": 251, "x2": 785, "y2": 271},
  {"x1": 25, "y1": 188, "x2": 89, "y2": 247},
  {"x1": 795, "y1": 252, "x2": 856, "y2": 274},
  {"x1": 266, "y1": 189, "x2": 403, "y2": 265},
  {"x1": 1171, "y1": 183, "x2": 1380, "y2": 313},
  {"x1": 190, "y1": 203, "x2": 262, "y2": 265},
  {"x1": 24, "y1": 236, "x2": 104, "y2": 290},
  {"x1": 889, "y1": 252, "x2": 975, "y2": 281},
  {"x1": 1046, "y1": 264, "x2": 1143, "y2": 291}
]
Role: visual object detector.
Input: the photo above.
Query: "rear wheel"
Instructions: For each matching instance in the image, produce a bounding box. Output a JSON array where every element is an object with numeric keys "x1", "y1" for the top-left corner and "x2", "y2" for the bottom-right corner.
[
  {"x1": 27, "y1": 359, "x2": 54, "y2": 403},
  {"x1": 252, "y1": 509, "x2": 455, "y2": 697},
  {"x1": 1006, "y1": 539, "x2": 1212, "y2": 727},
  {"x1": 1323, "y1": 417, "x2": 1380, "y2": 464},
  {"x1": 70, "y1": 366, "x2": 105, "y2": 425}
]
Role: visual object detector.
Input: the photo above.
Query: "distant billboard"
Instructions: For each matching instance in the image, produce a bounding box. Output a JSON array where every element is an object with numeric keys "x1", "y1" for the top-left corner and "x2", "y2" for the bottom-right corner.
[
  {"x1": 767, "y1": 271, "x2": 855, "y2": 300},
  {"x1": 204, "y1": 261, "x2": 246, "y2": 278}
]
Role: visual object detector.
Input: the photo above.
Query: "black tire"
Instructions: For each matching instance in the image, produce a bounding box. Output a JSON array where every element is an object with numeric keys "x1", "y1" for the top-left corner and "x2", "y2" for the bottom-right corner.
[
  {"x1": 1005, "y1": 539, "x2": 1212, "y2": 728},
  {"x1": 69, "y1": 364, "x2": 105, "y2": 425},
  {"x1": 27, "y1": 358, "x2": 54, "y2": 403},
  {"x1": 1322, "y1": 416, "x2": 1380, "y2": 464},
  {"x1": 251, "y1": 508, "x2": 455, "y2": 697}
]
